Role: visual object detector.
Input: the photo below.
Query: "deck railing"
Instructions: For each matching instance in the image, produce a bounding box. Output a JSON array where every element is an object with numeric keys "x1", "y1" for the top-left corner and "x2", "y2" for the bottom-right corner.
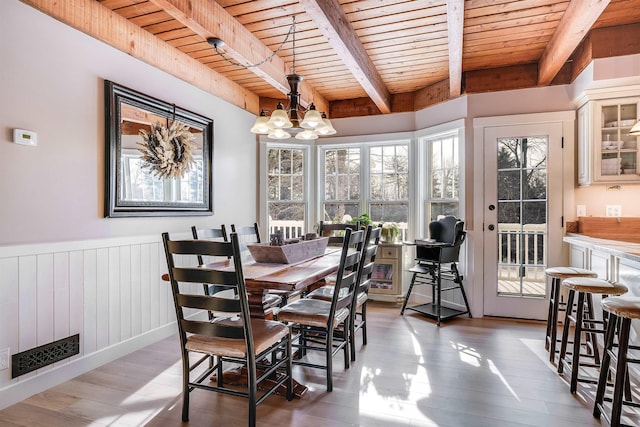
[
  {"x1": 497, "y1": 223, "x2": 547, "y2": 286},
  {"x1": 269, "y1": 220, "x2": 409, "y2": 241}
]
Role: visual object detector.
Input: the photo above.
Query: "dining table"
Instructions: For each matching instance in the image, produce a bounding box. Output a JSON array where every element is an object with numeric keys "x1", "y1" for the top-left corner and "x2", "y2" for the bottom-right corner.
[{"x1": 201, "y1": 246, "x2": 343, "y2": 319}]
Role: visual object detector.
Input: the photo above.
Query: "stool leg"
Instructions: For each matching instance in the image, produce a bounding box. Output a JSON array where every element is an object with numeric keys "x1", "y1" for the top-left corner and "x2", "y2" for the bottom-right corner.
[
  {"x1": 546, "y1": 278, "x2": 558, "y2": 351},
  {"x1": 610, "y1": 317, "x2": 631, "y2": 427},
  {"x1": 569, "y1": 291, "x2": 586, "y2": 393},
  {"x1": 548, "y1": 278, "x2": 562, "y2": 362},
  {"x1": 558, "y1": 289, "x2": 576, "y2": 373},
  {"x1": 400, "y1": 272, "x2": 418, "y2": 315},
  {"x1": 594, "y1": 314, "x2": 618, "y2": 419},
  {"x1": 584, "y1": 294, "x2": 601, "y2": 365}
]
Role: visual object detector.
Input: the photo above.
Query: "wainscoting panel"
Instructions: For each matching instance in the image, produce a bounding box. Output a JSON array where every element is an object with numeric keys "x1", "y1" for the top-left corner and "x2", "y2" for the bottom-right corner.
[{"x1": 0, "y1": 234, "x2": 177, "y2": 409}]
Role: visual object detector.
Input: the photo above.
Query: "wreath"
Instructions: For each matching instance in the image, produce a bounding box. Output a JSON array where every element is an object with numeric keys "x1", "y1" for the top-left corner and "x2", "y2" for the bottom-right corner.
[{"x1": 137, "y1": 120, "x2": 196, "y2": 179}]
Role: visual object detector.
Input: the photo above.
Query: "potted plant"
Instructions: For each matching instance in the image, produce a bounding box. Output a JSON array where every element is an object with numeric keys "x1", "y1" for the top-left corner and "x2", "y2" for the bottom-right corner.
[
  {"x1": 381, "y1": 222, "x2": 400, "y2": 243},
  {"x1": 349, "y1": 213, "x2": 372, "y2": 227}
]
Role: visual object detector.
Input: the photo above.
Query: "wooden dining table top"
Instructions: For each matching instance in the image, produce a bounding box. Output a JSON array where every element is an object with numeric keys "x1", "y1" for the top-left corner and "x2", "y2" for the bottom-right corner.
[{"x1": 202, "y1": 247, "x2": 343, "y2": 293}]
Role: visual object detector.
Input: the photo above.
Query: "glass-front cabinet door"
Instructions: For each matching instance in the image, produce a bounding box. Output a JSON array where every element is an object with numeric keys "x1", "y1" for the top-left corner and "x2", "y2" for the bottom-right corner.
[{"x1": 594, "y1": 98, "x2": 640, "y2": 182}]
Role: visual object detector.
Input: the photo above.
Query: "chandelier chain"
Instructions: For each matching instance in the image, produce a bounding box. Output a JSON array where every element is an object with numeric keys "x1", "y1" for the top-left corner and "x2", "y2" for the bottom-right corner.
[{"x1": 213, "y1": 17, "x2": 296, "y2": 69}]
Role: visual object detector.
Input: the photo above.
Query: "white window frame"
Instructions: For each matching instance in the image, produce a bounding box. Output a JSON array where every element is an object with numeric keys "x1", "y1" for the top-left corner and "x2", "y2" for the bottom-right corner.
[
  {"x1": 259, "y1": 141, "x2": 314, "y2": 237},
  {"x1": 414, "y1": 119, "x2": 466, "y2": 239},
  {"x1": 318, "y1": 139, "x2": 412, "y2": 234}
]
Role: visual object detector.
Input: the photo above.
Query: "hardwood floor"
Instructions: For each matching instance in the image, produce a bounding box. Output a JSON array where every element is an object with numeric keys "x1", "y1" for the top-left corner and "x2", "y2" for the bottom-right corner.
[{"x1": 0, "y1": 302, "x2": 606, "y2": 426}]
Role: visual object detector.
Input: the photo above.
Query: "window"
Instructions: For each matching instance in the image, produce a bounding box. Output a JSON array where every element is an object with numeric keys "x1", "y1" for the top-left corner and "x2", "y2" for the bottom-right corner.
[
  {"x1": 426, "y1": 133, "x2": 459, "y2": 221},
  {"x1": 267, "y1": 147, "x2": 306, "y2": 238},
  {"x1": 322, "y1": 148, "x2": 361, "y2": 221},
  {"x1": 369, "y1": 145, "x2": 409, "y2": 231}
]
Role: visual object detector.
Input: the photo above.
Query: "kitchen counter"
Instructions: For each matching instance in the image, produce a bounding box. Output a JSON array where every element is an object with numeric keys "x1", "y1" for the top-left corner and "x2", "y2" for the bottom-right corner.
[{"x1": 564, "y1": 234, "x2": 640, "y2": 264}]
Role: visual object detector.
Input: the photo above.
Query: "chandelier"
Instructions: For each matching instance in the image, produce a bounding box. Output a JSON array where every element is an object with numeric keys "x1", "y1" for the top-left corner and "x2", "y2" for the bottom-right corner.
[{"x1": 207, "y1": 17, "x2": 336, "y2": 140}]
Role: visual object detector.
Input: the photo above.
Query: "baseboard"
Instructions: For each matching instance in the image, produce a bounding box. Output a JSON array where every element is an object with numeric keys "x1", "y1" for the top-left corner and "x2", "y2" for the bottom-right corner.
[{"x1": 0, "y1": 322, "x2": 177, "y2": 410}]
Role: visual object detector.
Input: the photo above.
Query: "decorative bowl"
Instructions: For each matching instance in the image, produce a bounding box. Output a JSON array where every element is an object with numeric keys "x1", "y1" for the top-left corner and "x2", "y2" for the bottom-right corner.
[{"x1": 247, "y1": 237, "x2": 329, "y2": 264}]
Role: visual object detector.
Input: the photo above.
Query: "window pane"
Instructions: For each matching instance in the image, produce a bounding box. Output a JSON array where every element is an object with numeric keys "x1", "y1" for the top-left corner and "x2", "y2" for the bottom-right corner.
[
  {"x1": 370, "y1": 147, "x2": 382, "y2": 172},
  {"x1": 292, "y1": 175, "x2": 304, "y2": 201},
  {"x1": 350, "y1": 174, "x2": 360, "y2": 200},
  {"x1": 426, "y1": 132, "x2": 460, "y2": 229},
  {"x1": 325, "y1": 175, "x2": 336, "y2": 199},
  {"x1": 524, "y1": 169, "x2": 547, "y2": 200},
  {"x1": 268, "y1": 150, "x2": 279, "y2": 173},
  {"x1": 429, "y1": 202, "x2": 458, "y2": 222},
  {"x1": 370, "y1": 174, "x2": 382, "y2": 199},
  {"x1": 268, "y1": 176, "x2": 279, "y2": 200},
  {"x1": 281, "y1": 150, "x2": 291, "y2": 174},
  {"x1": 370, "y1": 202, "x2": 409, "y2": 224},
  {"x1": 292, "y1": 149, "x2": 303, "y2": 174},
  {"x1": 323, "y1": 203, "x2": 359, "y2": 222},
  {"x1": 498, "y1": 170, "x2": 520, "y2": 200}
]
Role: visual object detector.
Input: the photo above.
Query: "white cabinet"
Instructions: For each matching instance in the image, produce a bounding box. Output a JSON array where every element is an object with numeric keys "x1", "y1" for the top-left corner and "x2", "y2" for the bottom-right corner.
[
  {"x1": 578, "y1": 97, "x2": 640, "y2": 185},
  {"x1": 369, "y1": 243, "x2": 409, "y2": 302}
]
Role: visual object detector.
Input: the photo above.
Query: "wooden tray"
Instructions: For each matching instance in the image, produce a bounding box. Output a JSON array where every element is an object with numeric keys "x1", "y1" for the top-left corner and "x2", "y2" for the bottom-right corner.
[{"x1": 247, "y1": 237, "x2": 330, "y2": 264}]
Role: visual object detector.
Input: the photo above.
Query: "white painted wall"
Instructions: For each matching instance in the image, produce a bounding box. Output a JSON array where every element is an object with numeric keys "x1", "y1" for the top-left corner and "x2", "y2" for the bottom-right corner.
[
  {"x1": 0, "y1": 1, "x2": 259, "y2": 247},
  {"x1": 0, "y1": 0, "x2": 259, "y2": 409}
]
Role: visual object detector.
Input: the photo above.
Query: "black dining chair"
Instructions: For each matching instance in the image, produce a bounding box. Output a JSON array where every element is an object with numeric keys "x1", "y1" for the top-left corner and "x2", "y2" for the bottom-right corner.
[
  {"x1": 231, "y1": 223, "x2": 261, "y2": 251},
  {"x1": 318, "y1": 221, "x2": 360, "y2": 245},
  {"x1": 350, "y1": 225, "x2": 382, "y2": 360},
  {"x1": 277, "y1": 228, "x2": 365, "y2": 391},
  {"x1": 192, "y1": 224, "x2": 282, "y2": 317},
  {"x1": 162, "y1": 232, "x2": 293, "y2": 426}
]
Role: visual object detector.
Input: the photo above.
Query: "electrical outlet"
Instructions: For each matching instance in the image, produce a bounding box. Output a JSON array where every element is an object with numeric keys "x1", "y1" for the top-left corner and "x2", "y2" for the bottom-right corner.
[
  {"x1": 0, "y1": 348, "x2": 9, "y2": 371},
  {"x1": 606, "y1": 205, "x2": 622, "y2": 217}
]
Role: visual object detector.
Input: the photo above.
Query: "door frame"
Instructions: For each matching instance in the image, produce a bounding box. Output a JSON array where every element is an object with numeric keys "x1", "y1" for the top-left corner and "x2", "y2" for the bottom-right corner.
[{"x1": 471, "y1": 111, "x2": 576, "y2": 319}]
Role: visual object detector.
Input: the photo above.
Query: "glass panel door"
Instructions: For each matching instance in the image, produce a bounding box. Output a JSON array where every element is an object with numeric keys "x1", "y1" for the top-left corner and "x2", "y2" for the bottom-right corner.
[{"x1": 484, "y1": 123, "x2": 562, "y2": 319}]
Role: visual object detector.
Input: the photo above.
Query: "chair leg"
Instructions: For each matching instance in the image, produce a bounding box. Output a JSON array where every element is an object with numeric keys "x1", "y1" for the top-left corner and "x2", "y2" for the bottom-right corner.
[
  {"x1": 400, "y1": 273, "x2": 418, "y2": 315},
  {"x1": 182, "y1": 351, "x2": 190, "y2": 422},
  {"x1": 452, "y1": 263, "x2": 471, "y2": 317},
  {"x1": 435, "y1": 265, "x2": 442, "y2": 326},
  {"x1": 326, "y1": 332, "x2": 333, "y2": 392},
  {"x1": 286, "y1": 334, "x2": 293, "y2": 401},
  {"x1": 361, "y1": 303, "x2": 368, "y2": 345},
  {"x1": 343, "y1": 317, "x2": 350, "y2": 370},
  {"x1": 248, "y1": 358, "x2": 257, "y2": 427},
  {"x1": 349, "y1": 311, "x2": 356, "y2": 362}
]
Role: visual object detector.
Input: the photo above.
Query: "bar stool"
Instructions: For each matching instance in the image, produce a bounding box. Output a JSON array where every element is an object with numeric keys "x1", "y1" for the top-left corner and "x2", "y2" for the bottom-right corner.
[
  {"x1": 557, "y1": 278, "x2": 628, "y2": 393},
  {"x1": 594, "y1": 296, "x2": 640, "y2": 427},
  {"x1": 545, "y1": 267, "x2": 598, "y2": 364}
]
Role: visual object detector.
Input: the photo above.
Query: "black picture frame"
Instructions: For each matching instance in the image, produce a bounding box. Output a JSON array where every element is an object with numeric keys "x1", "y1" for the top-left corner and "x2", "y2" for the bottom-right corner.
[{"x1": 104, "y1": 80, "x2": 214, "y2": 217}]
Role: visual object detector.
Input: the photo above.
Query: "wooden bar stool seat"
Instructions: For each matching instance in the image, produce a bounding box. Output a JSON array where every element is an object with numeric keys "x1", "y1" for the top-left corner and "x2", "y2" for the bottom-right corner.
[
  {"x1": 594, "y1": 296, "x2": 640, "y2": 427},
  {"x1": 545, "y1": 267, "x2": 598, "y2": 364},
  {"x1": 557, "y1": 278, "x2": 628, "y2": 393}
]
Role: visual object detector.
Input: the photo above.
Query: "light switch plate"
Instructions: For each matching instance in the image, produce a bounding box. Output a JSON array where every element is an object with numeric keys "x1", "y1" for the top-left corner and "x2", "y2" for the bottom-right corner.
[
  {"x1": 606, "y1": 205, "x2": 622, "y2": 217},
  {"x1": 576, "y1": 205, "x2": 586, "y2": 217}
]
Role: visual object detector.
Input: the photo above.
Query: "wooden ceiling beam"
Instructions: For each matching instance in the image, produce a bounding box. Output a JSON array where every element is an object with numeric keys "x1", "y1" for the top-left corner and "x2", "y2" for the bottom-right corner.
[
  {"x1": 20, "y1": 0, "x2": 258, "y2": 113},
  {"x1": 446, "y1": 0, "x2": 464, "y2": 98},
  {"x1": 537, "y1": 0, "x2": 610, "y2": 86},
  {"x1": 299, "y1": 0, "x2": 391, "y2": 114},
  {"x1": 147, "y1": 0, "x2": 327, "y2": 112}
]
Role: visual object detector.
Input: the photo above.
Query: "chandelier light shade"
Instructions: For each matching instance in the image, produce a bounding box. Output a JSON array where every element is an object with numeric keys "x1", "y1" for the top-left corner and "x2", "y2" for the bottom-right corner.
[
  {"x1": 208, "y1": 16, "x2": 336, "y2": 141},
  {"x1": 630, "y1": 120, "x2": 640, "y2": 136}
]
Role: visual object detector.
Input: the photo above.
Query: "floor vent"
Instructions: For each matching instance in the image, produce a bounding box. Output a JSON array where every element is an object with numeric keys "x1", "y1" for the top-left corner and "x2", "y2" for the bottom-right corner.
[{"x1": 12, "y1": 334, "x2": 80, "y2": 378}]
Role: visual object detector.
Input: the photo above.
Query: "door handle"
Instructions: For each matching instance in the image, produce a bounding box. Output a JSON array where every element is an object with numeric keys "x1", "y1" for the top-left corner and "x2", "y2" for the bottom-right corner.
[
  {"x1": 488, "y1": 204, "x2": 495, "y2": 211},
  {"x1": 488, "y1": 224, "x2": 495, "y2": 231}
]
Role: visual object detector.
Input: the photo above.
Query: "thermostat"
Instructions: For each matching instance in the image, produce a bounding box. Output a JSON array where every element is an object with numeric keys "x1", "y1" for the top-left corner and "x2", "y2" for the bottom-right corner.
[{"x1": 13, "y1": 129, "x2": 37, "y2": 146}]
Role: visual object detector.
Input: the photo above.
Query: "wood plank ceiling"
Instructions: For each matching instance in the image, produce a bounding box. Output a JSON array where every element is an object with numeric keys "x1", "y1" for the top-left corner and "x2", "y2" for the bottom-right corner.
[{"x1": 22, "y1": 0, "x2": 640, "y2": 118}]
